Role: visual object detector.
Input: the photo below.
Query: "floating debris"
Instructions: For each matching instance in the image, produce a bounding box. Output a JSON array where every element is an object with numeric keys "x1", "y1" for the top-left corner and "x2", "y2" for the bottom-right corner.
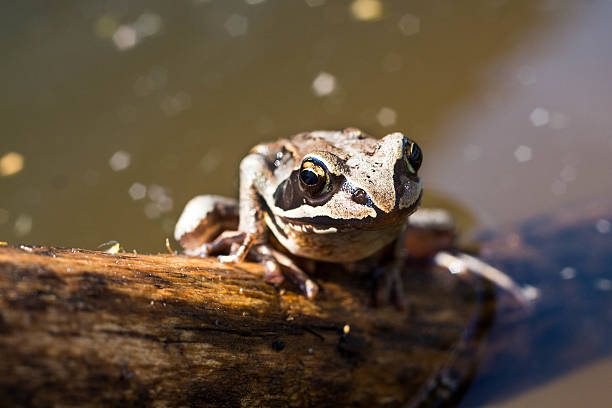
[
  {"x1": 225, "y1": 14, "x2": 248, "y2": 37},
  {"x1": 595, "y1": 278, "x2": 611, "y2": 291},
  {"x1": 14, "y1": 214, "x2": 32, "y2": 237},
  {"x1": 514, "y1": 145, "x2": 532, "y2": 163},
  {"x1": 376, "y1": 107, "x2": 397, "y2": 127},
  {"x1": 113, "y1": 25, "x2": 138, "y2": 51},
  {"x1": 529, "y1": 107, "x2": 550, "y2": 127},
  {"x1": 109, "y1": 150, "x2": 131, "y2": 171},
  {"x1": 111, "y1": 12, "x2": 162, "y2": 51},
  {"x1": 312, "y1": 72, "x2": 336, "y2": 97},
  {"x1": 398, "y1": 14, "x2": 420, "y2": 36},
  {"x1": 350, "y1": 0, "x2": 383, "y2": 22},
  {"x1": 0, "y1": 152, "x2": 24, "y2": 177},
  {"x1": 595, "y1": 219, "x2": 610, "y2": 234},
  {"x1": 560, "y1": 267, "x2": 576, "y2": 280},
  {"x1": 129, "y1": 182, "x2": 147, "y2": 200}
]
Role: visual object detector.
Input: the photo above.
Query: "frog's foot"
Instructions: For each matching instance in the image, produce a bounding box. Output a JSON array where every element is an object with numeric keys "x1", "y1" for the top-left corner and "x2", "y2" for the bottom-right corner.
[
  {"x1": 186, "y1": 230, "x2": 255, "y2": 263},
  {"x1": 251, "y1": 245, "x2": 319, "y2": 300},
  {"x1": 373, "y1": 265, "x2": 408, "y2": 310}
]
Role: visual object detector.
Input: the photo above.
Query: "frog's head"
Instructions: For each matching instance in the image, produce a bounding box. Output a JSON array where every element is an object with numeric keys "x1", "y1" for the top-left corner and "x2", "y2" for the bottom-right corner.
[{"x1": 267, "y1": 131, "x2": 423, "y2": 261}]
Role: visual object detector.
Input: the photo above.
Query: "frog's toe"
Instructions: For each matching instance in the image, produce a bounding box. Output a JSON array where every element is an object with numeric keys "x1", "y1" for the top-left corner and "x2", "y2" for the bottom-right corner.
[
  {"x1": 252, "y1": 245, "x2": 319, "y2": 300},
  {"x1": 374, "y1": 267, "x2": 408, "y2": 310}
]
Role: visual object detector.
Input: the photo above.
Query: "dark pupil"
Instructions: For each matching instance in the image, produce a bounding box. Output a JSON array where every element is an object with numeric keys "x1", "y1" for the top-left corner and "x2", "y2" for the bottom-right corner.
[{"x1": 300, "y1": 169, "x2": 319, "y2": 185}]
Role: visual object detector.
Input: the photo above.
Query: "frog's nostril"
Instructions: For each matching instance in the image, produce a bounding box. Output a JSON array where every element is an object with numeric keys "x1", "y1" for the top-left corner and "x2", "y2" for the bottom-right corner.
[{"x1": 351, "y1": 189, "x2": 368, "y2": 205}]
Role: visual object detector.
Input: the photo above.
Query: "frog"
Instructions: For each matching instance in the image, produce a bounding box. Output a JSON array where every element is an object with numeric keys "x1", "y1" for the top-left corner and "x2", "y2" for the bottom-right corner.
[{"x1": 175, "y1": 128, "x2": 441, "y2": 305}]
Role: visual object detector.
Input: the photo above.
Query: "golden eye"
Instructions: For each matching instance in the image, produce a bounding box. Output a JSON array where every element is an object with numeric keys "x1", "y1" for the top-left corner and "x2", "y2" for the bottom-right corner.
[
  {"x1": 299, "y1": 158, "x2": 329, "y2": 196},
  {"x1": 404, "y1": 141, "x2": 422, "y2": 174}
]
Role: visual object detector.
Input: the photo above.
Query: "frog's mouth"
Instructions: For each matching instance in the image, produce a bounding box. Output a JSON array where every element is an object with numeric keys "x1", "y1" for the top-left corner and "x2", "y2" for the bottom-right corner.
[{"x1": 265, "y1": 205, "x2": 417, "y2": 239}]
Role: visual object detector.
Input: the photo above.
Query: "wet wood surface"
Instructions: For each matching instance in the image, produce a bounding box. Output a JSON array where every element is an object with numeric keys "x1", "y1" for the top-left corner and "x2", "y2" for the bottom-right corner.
[{"x1": 0, "y1": 245, "x2": 493, "y2": 407}]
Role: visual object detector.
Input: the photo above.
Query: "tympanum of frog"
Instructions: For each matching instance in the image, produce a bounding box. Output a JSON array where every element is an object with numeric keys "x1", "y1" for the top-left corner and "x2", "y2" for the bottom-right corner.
[{"x1": 175, "y1": 128, "x2": 446, "y2": 305}]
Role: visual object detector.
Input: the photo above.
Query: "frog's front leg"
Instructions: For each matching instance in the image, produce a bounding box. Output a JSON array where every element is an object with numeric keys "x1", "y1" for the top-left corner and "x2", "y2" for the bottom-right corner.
[{"x1": 175, "y1": 154, "x2": 319, "y2": 299}]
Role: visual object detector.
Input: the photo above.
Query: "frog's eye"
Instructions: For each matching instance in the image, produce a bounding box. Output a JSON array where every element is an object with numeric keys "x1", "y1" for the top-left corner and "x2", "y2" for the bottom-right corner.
[
  {"x1": 299, "y1": 158, "x2": 329, "y2": 196},
  {"x1": 404, "y1": 140, "x2": 422, "y2": 174}
]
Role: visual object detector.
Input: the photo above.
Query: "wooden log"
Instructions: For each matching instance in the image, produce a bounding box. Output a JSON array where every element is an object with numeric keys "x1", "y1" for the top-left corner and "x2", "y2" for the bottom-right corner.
[{"x1": 0, "y1": 245, "x2": 493, "y2": 407}]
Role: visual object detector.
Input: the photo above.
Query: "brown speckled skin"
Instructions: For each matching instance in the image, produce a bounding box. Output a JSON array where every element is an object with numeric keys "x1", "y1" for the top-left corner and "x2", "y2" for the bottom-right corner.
[{"x1": 175, "y1": 128, "x2": 424, "y2": 299}]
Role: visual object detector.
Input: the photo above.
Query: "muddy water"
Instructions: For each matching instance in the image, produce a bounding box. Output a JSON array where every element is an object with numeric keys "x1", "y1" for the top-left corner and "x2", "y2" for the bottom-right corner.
[{"x1": 1, "y1": 1, "x2": 611, "y2": 406}]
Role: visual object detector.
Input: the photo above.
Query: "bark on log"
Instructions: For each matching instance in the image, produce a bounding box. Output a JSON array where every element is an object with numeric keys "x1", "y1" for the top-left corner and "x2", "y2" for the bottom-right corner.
[{"x1": 0, "y1": 245, "x2": 493, "y2": 407}]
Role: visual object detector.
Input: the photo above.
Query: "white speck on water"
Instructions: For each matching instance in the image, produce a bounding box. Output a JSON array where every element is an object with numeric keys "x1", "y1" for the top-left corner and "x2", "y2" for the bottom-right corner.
[
  {"x1": 350, "y1": 0, "x2": 383, "y2": 22},
  {"x1": 112, "y1": 25, "x2": 138, "y2": 50},
  {"x1": 398, "y1": 14, "x2": 420, "y2": 36},
  {"x1": 128, "y1": 183, "x2": 147, "y2": 200},
  {"x1": 595, "y1": 278, "x2": 612, "y2": 291},
  {"x1": 522, "y1": 284, "x2": 540, "y2": 301},
  {"x1": 560, "y1": 267, "x2": 576, "y2": 280},
  {"x1": 464, "y1": 144, "x2": 482, "y2": 161},
  {"x1": 133, "y1": 13, "x2": 162, "y2": 38},
  {"x1": 530, "y1": 107, "x2": 550, "y2": 127},
  {"x1": 305, "y1": 0, "x2": 326, "y2": 6},
  {"x1": 109, "y1": 150, "x2": 131, "y2": 171},
  {"x1": 312, "y1": 72, "x2": 336, "y2": 97},
  {"x1": 144, "y1": 202, "x2": 162, "y2": 219},
  {"x1": 0, "y1": 152, "x2": 25, "y2": 177},
  {"x1": 551, "y1": 180, "x2": 567, "y2": 195},
  {"x1": 514, "y1": 145, "x2": 532, "y2": 162},
  {"x1": 245, "y1": 0, "x2": 266, "y2": 4},
  {"x1": 225, "y1": 14, "x2": 248, "y2": 37},
  {"x1": 595, "y1": 219, "x2": 611, "y2": 234},
  {"x1": 549, "y1": 112, "x2": 569, "y2": 129},
  {"x1": 560, "y1": 165, "x2": 577, "y2": 183},
  {"x1": 516, "y1": 65, "x2": 537, "y2": 86},
  {"x1": 376, "y1": 107, "x2": 397, "y2": 127},
  {"x1": 14, "y1": 214, "x2": 32, "y2": 237},
  {"x1": 148, "y1": 184, "x2": 166, "y2": 202}
]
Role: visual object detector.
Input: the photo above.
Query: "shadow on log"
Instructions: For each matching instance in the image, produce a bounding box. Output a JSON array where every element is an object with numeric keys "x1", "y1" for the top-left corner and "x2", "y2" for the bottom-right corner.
[{"x1": 0, "y1": 245, "x2": 494, "y2": 407}]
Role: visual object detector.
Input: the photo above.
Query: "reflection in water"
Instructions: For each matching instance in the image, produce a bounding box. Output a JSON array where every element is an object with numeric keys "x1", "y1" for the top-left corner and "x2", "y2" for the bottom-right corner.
[{"x1": 1, "y1": 1, "x2": 611, "y2": 406}]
